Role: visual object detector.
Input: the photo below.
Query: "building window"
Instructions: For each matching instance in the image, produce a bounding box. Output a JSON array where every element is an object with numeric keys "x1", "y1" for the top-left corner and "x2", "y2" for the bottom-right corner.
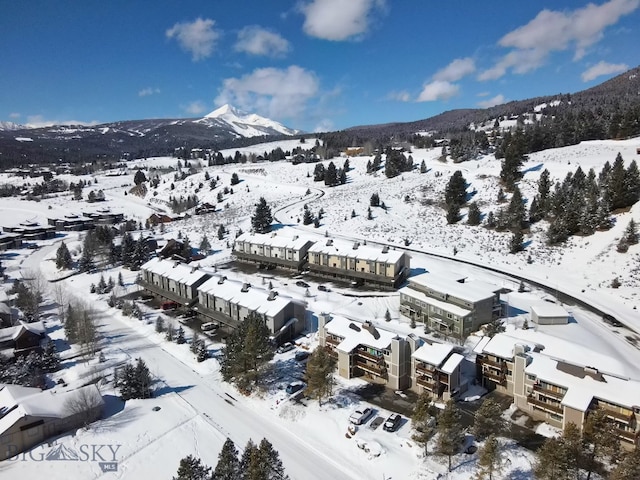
[{"x1": 526, "y1": 374, "x2": 536, "y2": 381}]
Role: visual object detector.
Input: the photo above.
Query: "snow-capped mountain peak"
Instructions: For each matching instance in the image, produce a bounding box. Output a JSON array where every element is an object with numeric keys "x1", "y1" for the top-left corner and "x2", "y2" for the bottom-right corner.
[
  {"x1": 0, "y1": 121, "x2": 27, "y2": 131},
  {"x1": 197, "y1": 104, "x2": 300, "y2": 138}
]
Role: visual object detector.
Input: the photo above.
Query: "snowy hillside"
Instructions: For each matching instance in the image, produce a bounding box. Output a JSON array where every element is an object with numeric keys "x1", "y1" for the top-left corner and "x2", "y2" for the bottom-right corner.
[{"x1": 195, "y1": 104, "x2": 300, "y2": 137}]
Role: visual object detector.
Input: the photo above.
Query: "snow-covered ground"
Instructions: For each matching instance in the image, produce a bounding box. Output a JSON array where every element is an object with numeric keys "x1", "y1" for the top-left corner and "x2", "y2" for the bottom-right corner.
[{"x1": 1, "y1": 137, "x2": 640, "y2": 479}]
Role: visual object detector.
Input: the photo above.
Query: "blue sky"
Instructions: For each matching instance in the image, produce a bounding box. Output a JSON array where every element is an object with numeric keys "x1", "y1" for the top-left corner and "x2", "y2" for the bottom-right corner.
[{"x1": 1, "y1": 0, "x2": 639, "y2": 132}]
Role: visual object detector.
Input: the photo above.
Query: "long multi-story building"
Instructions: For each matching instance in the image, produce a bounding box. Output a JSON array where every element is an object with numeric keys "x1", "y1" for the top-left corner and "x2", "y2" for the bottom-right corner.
[
  {"x1": 233, "y1": 232, "x2": 314, "y2": 271},
  {"x1": 400, "y1": 273, "x2": 501, "y2": 340},
  {"x1": 197, "y1": 275, "x2": 306, "y2": 341},
  {"x1": 475, "y1": 329, "x2": 640, "y2": 448},
  {"x1": 318, "y1": 313, "x2": 464, "y2": 398},
  {"x1": 307, "y1": 239, "x2": 409, "y2": 289},
  {"x1": 140, "y1": 257, "x2": 211, "y2": 307}
]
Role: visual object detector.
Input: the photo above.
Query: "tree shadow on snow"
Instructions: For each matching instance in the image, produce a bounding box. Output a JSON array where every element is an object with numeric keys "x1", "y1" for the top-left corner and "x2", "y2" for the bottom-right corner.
[{"x1": 153, "y1": 384, "x2": 194, "y2": 397}]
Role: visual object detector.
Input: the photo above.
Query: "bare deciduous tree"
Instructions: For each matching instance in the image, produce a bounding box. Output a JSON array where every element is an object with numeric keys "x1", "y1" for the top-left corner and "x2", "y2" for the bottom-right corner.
[{"x1": 63, "y1": 386, "x2": 103, "y2": 428}]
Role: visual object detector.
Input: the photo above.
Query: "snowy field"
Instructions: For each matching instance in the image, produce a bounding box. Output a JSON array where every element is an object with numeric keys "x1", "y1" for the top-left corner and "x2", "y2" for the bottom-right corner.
[{"x1": 1, "y1": 137, "x2": 640, "y2": 479}]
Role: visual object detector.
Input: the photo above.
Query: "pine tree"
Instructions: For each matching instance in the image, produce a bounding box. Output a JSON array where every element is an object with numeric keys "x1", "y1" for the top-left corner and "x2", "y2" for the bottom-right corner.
[
  {"x1": 165, "y1": 324, "x2": 175, "y2": 342},
  {"x1": 213, "y1": 438, "x2": 240, "y2": 480},
  {"x1": 196, "y1": 341, "x2": 208, "y2": 362},
  {"x1": 509, "y1": 230, "x2": 524, "y2": 253},
  {"x1": 324, "y1": 161, "x2": 338, "y2": 186},
  {"x1": 467, "y1": 202, "x2": 481, "y2": 226},
  {"x1": 251, "y1": 197, "x2": 273, "y2": 234},
  {"x1": 118, "y1": 271, "x2": 124, "y2": 287},
  {"x1": 65, "y1": 304, "x2": 78, "y2": 343},
  {"x1": 219, "y1": 312, "x2": 274, "y2": 391},
  {"x1": 446, "y1": 202, "x2": 460, "y2": 224},
  {"x1": 304, "y1": 347, "x2": 336, "y2": 405},
  {"x1": 370, "y1": 193, "x2": 380, "y2": 207},
  {"x1": 199, "y1": 234, "x2": 211, "y2": 253},
  {"x1": 472, "y1": 399, "x2": 506, "y2": 441},
  {"x1": 217, "y1": 224, "x2": 226, "y2": 240},
  {"x1": 120, "y1": 232, "x2": 135, "y2": 268},
  {"x1": 367, "y1": 207, "x2": 373, "y2": 220},
  {"x1": 55, "y1": 241, "x2": 73, "y2": 270},
  {"x1": 411, "y1": 392, "x2": 437, "y2": 456},
  {"x1": 484, "y1": 318, "x2": 505, "y2": 338},
  {"x1": 444, "y1": 170, "x2": 467, "y2": 206},
  {"x1": 41, "y1": 341, "x2": 61, "y2": 372},
  {"x1": 534, "y1": 437, "x2": 571, "y2": 480},
  {"x1": 624, "y1": 219, "x2": 639, "y2": 245},
  {"x1": 256, "y1": 438, "x2": 289, "y2": 480},
  {"x1": 436, "y1": 400, "x2": 465, "y2": 472},
  {"x1": 302, "y1": 208, "x2": 314, "y2": 225},
  {"x1": 609, "y1": 447, "x2": 640, "y2": 480},
  {"x1": 624, "y1": 159, "x2": 640, "y2": 206},
  {"x1": 172, "y1": 454, "x2": 211, "y2": 480},
  {"x1": 475, "y1": 434, "x2": 501, "y2": 480},
  {"x1": 230, "y1": 172, "x2": 240, "y2": 185},
  {"x1": 384, "y1": 309, "x2": 391, "y2": 322},
  {"x1": 131, "y1": 236, "x2": 149, "y2": 270},
  {"x1": 506, "y1": 186, "x2": 526, "y2": 231},
  {"x1": 155, "y1": 316, "x2": 165, "y2": 333},
  {"x1": 582, "y1": 409, "x2": 620, "y2": 480},
  {"x1": 176, "y1": 326, "x2": 186, "y2": 344},
  {"x1": 420, "y1": 160, "x2": 427, "y2": 173}
]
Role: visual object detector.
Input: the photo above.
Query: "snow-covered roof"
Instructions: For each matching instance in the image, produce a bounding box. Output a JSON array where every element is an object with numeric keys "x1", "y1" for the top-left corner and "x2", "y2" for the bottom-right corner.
[
  {"x1": 235, "y1": 230, "x2": 313, "y2": 251},
  {"x1": 399, "y1": 286, "x2": 472, "y2": 317},
  {"x1": 480, "y1": 327, "x2": 631, "y2": 379},
  {"x1": 323, "y1": 315, "x2": 398, "y2": 353},
  {"x1": 408, "y1": 273, "x2": 498, "y2": 303},
  {"x1": 0, "y1": 384, "x2": 104, "y2": 435},
  {"x1": 308, "y1": 238, "x2": 406, "y2": 264},
  {"x1": 440, "y1": 353, "x2": 464, "y2": 375},
  {"x1": 525, "y1": 353, "x2": 640, "y2": 412},
  {"x1": 198, "y1": 276, "x2": 303, "y2": 318},
  {"x1": 531, "y1": 302, "x2": 569, "y2": 318},
  {"x1": 0, "y1": 321, "x2": 45, "y2": 343},
  {"x1": 472, "y1": 336, "x2": 492, "y2": 354},
  {"x1": 411, "y1": 342, "x2": 455, "y2": 367},
  {"x1": 141, "y1": 257, "x2": 210, "y2": 286}
]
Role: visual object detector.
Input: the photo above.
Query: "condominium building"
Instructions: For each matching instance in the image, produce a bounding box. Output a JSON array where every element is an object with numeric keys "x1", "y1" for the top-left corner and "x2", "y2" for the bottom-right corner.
[
  {"x1": 411, "y1": 342, "x2": 464, "y2": 401},
  {"x1": 475, "y1": 329, "x2": 640, "y2": 448},
  {"x1": 196, "y1": 276, "x2": 306, "y2": 341},
  {"x1": 400, "y1": 273, "x2": 501, "y2": 339},
  {"x1": 140, "y1": 257, "x2": 211, "y2": 307},
  {"x1": 307, "y1": 239, "x2": 410, "y2": 289},
  {"x1": 233, "y1": 231, "x2": 314, "y2": 271}
]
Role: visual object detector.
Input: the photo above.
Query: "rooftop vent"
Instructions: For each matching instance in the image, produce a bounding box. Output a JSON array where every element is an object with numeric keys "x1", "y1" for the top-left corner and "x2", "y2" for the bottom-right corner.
[
  {"x1": 217, "y1": 276, "x2": 227, "y2": 285},
  {"x1": 348, "y1": 322, "x2": 361, "y2": 332},
  {"x1": 241, "y1": 282, "x2": 251, "y2": 292},
  {"x1": 293, "y1": 235, "x2": 299, "y2": 241},
  {"x1": 382, "y1": 245, "x2": 389, "y2": 253},
  {"x1": 267, "y1": 291, "x2": 278, "y2": 301},
  {"x1": 326, "y1": 239, "x2": 333, "y2": 246},
  {"x1": 352, "y1": 242, "x2": 360, "y2": 250}
]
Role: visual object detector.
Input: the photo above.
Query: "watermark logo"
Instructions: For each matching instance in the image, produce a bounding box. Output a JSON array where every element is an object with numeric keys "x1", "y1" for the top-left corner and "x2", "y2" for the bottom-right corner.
[{"x1": 5, "y1": 443, "x2": 121, "y2": 473}]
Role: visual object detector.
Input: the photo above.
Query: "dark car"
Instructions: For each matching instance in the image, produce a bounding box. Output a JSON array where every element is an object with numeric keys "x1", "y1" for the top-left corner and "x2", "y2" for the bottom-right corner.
[
  {"x1": 383, "y1": 413, "x2": 402, "y2": 432},
  {"x1": 296, "y1": 280, "x2": 310, "y2": 288},
  {"x1": 285, "y1": 381, "x2": 305, "y2": 395},
  {"x1": 161, "y1": 301, "x2": 179, "y2": 310},
  {"x1": 294, "y1": 350, "x2": 310, "y2": 362},
  {"x1": 317, "y1": 285, "x2": 330, "y2": 292}
]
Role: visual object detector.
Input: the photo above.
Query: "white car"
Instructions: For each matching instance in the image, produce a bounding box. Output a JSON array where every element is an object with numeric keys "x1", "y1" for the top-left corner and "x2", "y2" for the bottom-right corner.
[
  {"x1": 349, "y1": 407, "x2": 374, "y2": 425},
  {"x1": 276, "y1": 342, "x2": 295, "y2": 354}
]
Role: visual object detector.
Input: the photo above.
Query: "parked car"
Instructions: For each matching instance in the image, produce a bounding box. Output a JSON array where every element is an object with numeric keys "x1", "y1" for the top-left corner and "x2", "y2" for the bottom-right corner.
[
  {"x1": 276, "y1": 342, "x2": 295, "y2": 354},
  {"x1": 317, "y1": 285, "x2": 329, "y2": 292},
  {"x1": 349, "y1": 407, "x2": 374, "y2": 425},
  {"x1": 201, "y1": 322, "x2": 219, "y2": 332},
  {"x1": 294, "y1": 350, "x2": 310, "y2": 362},
  {"x1": 285, "y1": 381, "x2": 305, "y2": 395},
  {"x1": 295, "y1": 280, "x2": 310, "y2": 288},
  {"x1": 161, "y1": 301, "x2": 179, "y2": 310},
  {"x1": 383, "y1": 413, "x2": 402, "y2": 432}
]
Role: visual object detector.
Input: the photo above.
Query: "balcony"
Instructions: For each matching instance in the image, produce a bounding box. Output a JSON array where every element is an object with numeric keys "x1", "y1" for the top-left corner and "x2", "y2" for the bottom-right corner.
[
  {"x1": 533, "y1": 384, "x2": 566, "y2": 400},
  {"x1": 138, "y1": 279, "x2": 196, "y2": 307},
  {"x1": 483, "y1": 370, "x2": 506, "y2": 385},
  {"x1": 615, "y1": 428, "x2": 639, "y2": 443},
  {"x1": 416, "y1": 376, "x2": 437, "y2": 391},
  {"x1": 415, "y1": 363, "x2": 437, "y2": 375},
  {"x1": 233, "y1": 250, "x2": 303, "y2": 269},
  {"x1": 480, "y1": 356, "x2": 507, "y2": 370},
  {"x1": 356, "y1": 348, "x2": 385, "y2": 363},
  {"x1": 528, "y1": 396, "x2": 563, "y2": 414},
  {"x1": 601, "y1": 408, "x2": 635, "y2": 423},
  {"x1": 325, "y1": 337, "x2": 341, "y2": 347},
  {"x1": 354, "y1": 360, "x2": 386, "y2": 377}
]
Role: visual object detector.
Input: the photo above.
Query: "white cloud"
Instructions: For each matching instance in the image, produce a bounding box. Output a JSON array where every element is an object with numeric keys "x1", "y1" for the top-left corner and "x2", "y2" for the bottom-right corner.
[
  {"x1": 299, "y1": 0, "x2": 385, "y2": 41},
  {"x1": 215, "y1": 65, "x2": 320, "y2": 119},
  {"x1": 183, "y1": 101, "x2": 206, "y2": 116},
  {"x1": 416, "y1": 80, "x2": 459, "y2": 102},
  {"x1": 235, "y1": 26, "x2": 291, "y2": 57},
  {"x1": 138, "y1": 87, "x2": 161, "y2": 97},
  {"x1": 166, "y1": 18, "x2": 220, "y2": 61},
  {"x1": 313, "y1": 119, "x2": 334, "y2": 132},
  {"x1": 387, "y1": 90, "x2": 411, "y2": 102},
  {"x1": 433, "y1": 57, "x2": 476, "y2": 82},
  {"x1": 9, "y1": 112, "x2": 21, "y2": 119},
  {"x1": 477, "y1": 94, "x2": 506, "y2": 108},
  {"x1": 481, "y1": 0, "x2": 639, "y2": 80},
  {"x1": 581, "y1": 60, "x2": 628, "y2": 81},
  {"x1": 25, "y1": 115, "x2": 99, "y2": 128}
]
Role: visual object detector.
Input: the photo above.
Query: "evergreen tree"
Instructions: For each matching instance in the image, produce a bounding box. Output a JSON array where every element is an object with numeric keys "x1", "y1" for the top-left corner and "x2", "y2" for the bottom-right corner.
[
  {"x1": 304, "y1": 347, "x2": 336, "y2": 405},
  {"x1": 537, "y1": 168, "x2": 552, "y2": 216},
  {"x1": 56, "y1": 241, "x2": 73, "y2": 270},
  {"x1": 467, "y1": 202, "x2": 481, "y2": 226},
  {"x1": 134, "y1": 170, "x2": 147, "y2": 185},
  {"x1": 367, "y1": 207, "x2": 373, "y2": 220},
  {"x1": 506, "y1": 186, "x2": 526, "y2": 231},
  {"x1": 196, "y1": 341, "x2": 208, "y2": 362},
  {"x1": 582, "y1": 409, "x2": 620, "y2": 480},
  {"x1": 339, "y1": 168, "x2": 347, "y2": 185},
  {"x1": 444, "y1": 171, "x2": 467, "y2": 206},
  {"x1": 176, "y1": 326, "x2": 186, "y2": 344},
  {"x1": 370, "y1": 192, "x2": 380, "y2": 207},
  {"x1": 41, "y1": 341, "x2": 61, "y2": 372},
  {"x1": 474, "y1": 434, "x2": 501, "y2": 480},
  {"x1": 155, "y1": 316, "x2": 165, "y2": 333},
  {"x1": 190, "y1": 332, "x2": 200, "y2": 353},
  {"x1": 313, "y1": 163, "x2": 325, "y2": 182},
  {"x1": 607, "y1": 152, "x2": 627, "y2": 210},
  {"x1": 118, "y1": 271, "x2": 124, "y2": 287},
  {"x1": 411, "y1": 392, "x2": 437, "y2": 456},
  {"x1": 436, "y1": 400, "x2": 465, "y2": 472},
  {"x1": 534, "y1": 437, "x2": 571, "y2": 480},
  {"x1": 624, "y1": 219, "x2": 639, "y2": 245},
  {"x1": 446, "y1": 202, "x2": 460, "y2": 224},
  {"x1": 172, "y1": 454, "x2": 211, "y2": 480},
  {"x1": 509, "y1": 230, "x2": 524, "y2": 254},
  {"x1": 302, "y1": 208, "x2": 314, "y2": 225},
  {"x1": 624, "y1": 159, "x2": 640, "y2": 206},
  {"x1": 131, "y1": 236, "x2": 149, "y2": 270},
  {"x1": 120, "y1": 232, "x2": 136, "y2": 268},
  {"x1": 213, "y1": 438, "x2": 240, "y2": 480},
  {"x1": 420, "y1": 160, "x2": 427, "y2": 173},
  {"x1": 484, "y1": 318, "x2": 505, "y2": 338},
  {"x1": 219, "y1": 312, "x2": 274, "y2": 392},
  {"x1": 230, "y1": 172, "x2": 240, "y2": 185},
  {"x1": 218, "y1": 224, "x2": 226, "y2": 240},
  {"x1": 324, "y1": 161, "x2": 338, "y2": 186},
  {"x1": 165, "y1": 324, "x2": 175, "y2": 342},
  {"x1": 256, "y1": 438, "x2": 289, "y2": 480},
  {"x1": 485, "y1": 211, "x2": 496, "y2": 229},
  {"x1": 609, "y1": 447, "x2": 640, "y2": 480},
  {"x1": 560, "y1": 422, "x2": 583, "y2": 480},
  {"x1": 384, "y1": 309, "x2": 391, "y2": 322},
  {"x1": 251, "y1": 197, "x2": 273, "y2": 234},
  {"x1": 199, "y1": 234, "x2": 211, "y2": 253},
  {"x1": 64, "y1": 304, "x2": 78, "y2": 343},
  {"x1": 472, "y1": 399, "x2": 506, "y2": 441}
]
